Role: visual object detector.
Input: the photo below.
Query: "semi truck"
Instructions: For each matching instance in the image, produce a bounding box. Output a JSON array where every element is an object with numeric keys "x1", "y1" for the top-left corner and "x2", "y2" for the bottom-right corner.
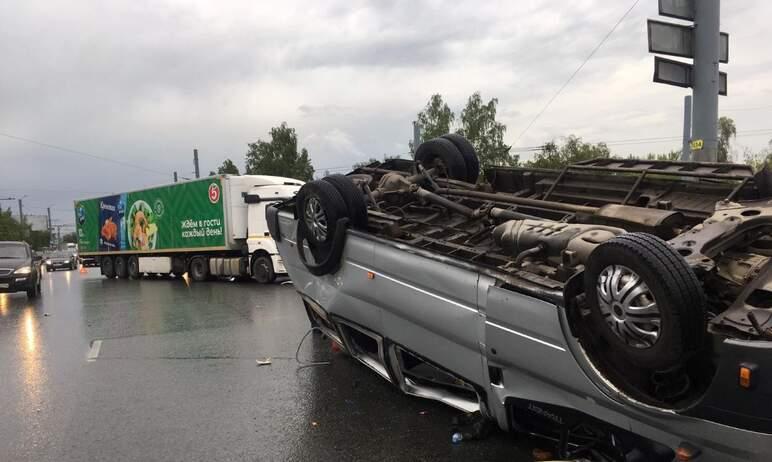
[{"x1": 74, "y1": 175, "x2": 302, "y2": 283}]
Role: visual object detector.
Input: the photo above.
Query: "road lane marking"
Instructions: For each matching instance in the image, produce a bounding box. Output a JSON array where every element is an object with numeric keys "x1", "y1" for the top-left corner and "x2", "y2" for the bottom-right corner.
[{"x1": 87, "y1": 339, "x2": 102, "y2": 362}]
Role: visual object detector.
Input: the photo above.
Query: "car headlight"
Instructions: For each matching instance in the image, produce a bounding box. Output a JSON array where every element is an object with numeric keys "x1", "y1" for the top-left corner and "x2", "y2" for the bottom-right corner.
[
  {"x1": 46, "y1": 260, "x2": 52, "y2": 265},
  {"x1": 64, "y1": 260, "x2": 70, "y2": 264},
  {"x1": 14, "y1": 266, "x2": 32, "y2": 275}
]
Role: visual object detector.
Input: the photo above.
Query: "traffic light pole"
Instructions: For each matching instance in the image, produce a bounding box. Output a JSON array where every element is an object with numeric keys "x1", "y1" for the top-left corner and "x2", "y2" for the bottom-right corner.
[{"x1": 691, "y1": 0, "x2": 721, "y2": 162}]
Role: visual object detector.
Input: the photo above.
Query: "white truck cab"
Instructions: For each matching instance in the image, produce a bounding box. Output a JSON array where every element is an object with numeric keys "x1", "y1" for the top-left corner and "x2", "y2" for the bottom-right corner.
[{"x1": 244, "y1": 179, "x2": 303, "y2": 279}]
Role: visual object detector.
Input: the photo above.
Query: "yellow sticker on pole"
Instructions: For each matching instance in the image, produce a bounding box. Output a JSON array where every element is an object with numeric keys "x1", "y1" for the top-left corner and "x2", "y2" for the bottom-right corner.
[{"x1": 690, "y1": 139, "x2": 704, "y2": 151}]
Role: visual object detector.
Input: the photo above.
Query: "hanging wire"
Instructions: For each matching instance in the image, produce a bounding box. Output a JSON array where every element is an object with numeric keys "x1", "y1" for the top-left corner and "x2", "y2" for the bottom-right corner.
[{"x1": 295, "y1": 326, "x2": 332, "y2": 368}]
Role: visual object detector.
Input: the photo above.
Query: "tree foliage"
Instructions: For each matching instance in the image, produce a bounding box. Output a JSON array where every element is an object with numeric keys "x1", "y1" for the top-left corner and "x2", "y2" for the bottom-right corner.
[
  {"x1": 644, "y1": 150, "x2": 681, "y2": 161},
  {"x1": 458, "y1": 92, "x2": 515, "y2": 167},
  {"x1": 210, "y1": 158, "x2": 240, "y2": 176},
  {"x1": 352, "y1": 158, "x2": 379, "y2": 169},
  {"x1": 0, "y1": 209, "x2": 51, "y2": 250},
  {"x1": 245, "y1": 123, "x2": 314, "y2": 181},
  {"x1": 527, "y1": 136, "x2": 610, "y2": 169},
  {"x1": 718, "y1": 116, "x2": 737, "y2": 163},
  {"x1": 744, "y1": 139, "x2": 772, "y2": 171},
  {"x1": 352, "y1": 155, "x2": 401, "y2": 170},
  {"x1": 416, "y1": 94, "x2": 455, "y2": 141}
]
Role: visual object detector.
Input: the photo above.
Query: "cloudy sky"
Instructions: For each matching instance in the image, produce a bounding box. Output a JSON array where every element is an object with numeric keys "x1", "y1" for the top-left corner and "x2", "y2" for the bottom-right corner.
[{"x1": 2, "y1": 0, "x2": 772, "y2": 227}]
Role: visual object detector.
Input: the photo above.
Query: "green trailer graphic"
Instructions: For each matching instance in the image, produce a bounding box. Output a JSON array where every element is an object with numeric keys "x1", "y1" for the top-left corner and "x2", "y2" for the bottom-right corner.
[{"x1": 75, "y1": 179, "x2": 226, "y2": 254}]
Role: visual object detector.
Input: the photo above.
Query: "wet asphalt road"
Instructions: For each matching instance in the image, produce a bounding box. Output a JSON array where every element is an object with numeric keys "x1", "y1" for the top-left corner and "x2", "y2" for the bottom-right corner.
[{"x1": 0, "y1": 269, "x2": 533, "y2": 461}]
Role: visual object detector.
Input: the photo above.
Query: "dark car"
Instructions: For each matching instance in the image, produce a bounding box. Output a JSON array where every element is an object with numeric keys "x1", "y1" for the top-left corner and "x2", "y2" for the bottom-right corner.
[
  {"x1": 45, "y1": 251, "x2": 76, "y2": 271},
  {"x1": 79, "y1": 256, "x2": 98, "y2": 268},
  {"x1": 0, "y1": 241, "x2": 42, "y2": 298}
]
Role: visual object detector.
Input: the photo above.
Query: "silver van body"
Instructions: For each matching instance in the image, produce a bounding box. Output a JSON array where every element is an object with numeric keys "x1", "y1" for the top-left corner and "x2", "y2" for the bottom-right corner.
[{"x1": 274, "y1": 209, "x2": 772, "y2": 461}]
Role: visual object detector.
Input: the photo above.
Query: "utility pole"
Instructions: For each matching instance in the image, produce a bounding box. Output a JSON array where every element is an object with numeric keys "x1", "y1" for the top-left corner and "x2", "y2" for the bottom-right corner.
[
  {"x1": 681, "y1": 95, "x2": 692, "y2": 161},
  {"x1": 193, "y1": 149, "x2": 200, "y2": 179},
  {"x1": 174, "y1": 171, "x2": 178, "y2": 183},
  {"x1": 412, "y1": 121, "x2": 422, "y2": 158},
  {"x1": 692, "y1": 0, "x2": 721, "y2": 162},
  {"x1": 47, "y1": 207, "x2": 53, "y2": 247},
  {"x1": 17, "y1": 198, "x2": 24, "y2": 239}
]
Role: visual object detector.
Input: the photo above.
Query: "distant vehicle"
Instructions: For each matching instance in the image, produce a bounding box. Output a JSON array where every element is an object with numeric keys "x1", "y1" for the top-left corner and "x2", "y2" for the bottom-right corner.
[
  {"x1": 79, "y1": 255, "x2": 98, "y2": 268},
  {"x1": 0, "y1": 241, "x2": 42, "y2": 298},
  {"x1": 74, "y1": 175, "x2": 302, "y2": 283},
  {"x1": 270, "y1": 135, "x2": 772, "y2": 461},
  {"x1": 45, "y1": 251, "x2": 76, "y2": 271}
]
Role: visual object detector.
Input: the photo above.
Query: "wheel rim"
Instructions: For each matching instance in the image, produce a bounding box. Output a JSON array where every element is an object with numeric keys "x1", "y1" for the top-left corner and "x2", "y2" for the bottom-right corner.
[
  {"x1": 597, "y1": 265, "x2": 661, "y2": 349},
  {"x1": 254, "y1": 260, "x2": 268, "y2": 282},
  {"x1": 304, "y1": 196, "x2": 328, "y2": 242}
]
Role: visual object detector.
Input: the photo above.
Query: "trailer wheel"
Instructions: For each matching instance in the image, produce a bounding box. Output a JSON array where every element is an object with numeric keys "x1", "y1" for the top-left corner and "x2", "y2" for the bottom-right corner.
[
  {"x1": 252, "y1": 255, "x2": 276, "y2": 284},
  {"x1": 322, "y1": 174, "x2": 368, "y2": 229},
  {"x1": 115, "y1": 256, "x2": 129, "y2": 279},
  {"x1": 189, "y1": 256, "x2": 210, "y2": 282},
  {"x1": 441, "y1": 134, "x2": 480, "y2": 183},
  {"x1": 128, "y1": 256, "x2": 141, "y2": 280},
  {"x1": 295, "y1": 180, "x2": 348, "y2": 247},
  {"x1": 102, "y1": 257, "x2": 116, "y2": 279},
  {"x1": 585, "y1": 233, "x2": 705, "y2": 370},
  {"x1": 415, "y1": 137, "x2": 467, "y2": 181}
]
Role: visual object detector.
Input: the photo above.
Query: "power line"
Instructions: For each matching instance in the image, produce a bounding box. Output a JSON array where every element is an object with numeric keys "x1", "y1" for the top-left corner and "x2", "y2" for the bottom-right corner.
[
  {"x1": 512, "y1": 0, "x2": 641, "y2": 147},
  {"x1": 0, "y1": 131, "x2": 170, "y2": 176},
  {"x1": 0, "y1": 186, "x2": 113, "y2": 195},
  {"x1": 722, "y1": 104, "x2": 772, "y2": 112}
]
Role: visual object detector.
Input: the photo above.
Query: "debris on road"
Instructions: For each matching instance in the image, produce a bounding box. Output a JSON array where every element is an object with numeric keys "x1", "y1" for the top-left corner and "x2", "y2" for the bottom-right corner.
[{"x1": 256, "y1": 358, "x2": 272, "y2": 366}]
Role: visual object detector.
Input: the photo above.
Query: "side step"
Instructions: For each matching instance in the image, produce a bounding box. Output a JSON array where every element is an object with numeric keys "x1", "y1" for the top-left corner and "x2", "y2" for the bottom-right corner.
[
  {"x1": 336, "y1": 320, "x2": 391, "y2": 381},
  {"x1": 388, "y1": 344, "x2": 480, "y2": 414}
]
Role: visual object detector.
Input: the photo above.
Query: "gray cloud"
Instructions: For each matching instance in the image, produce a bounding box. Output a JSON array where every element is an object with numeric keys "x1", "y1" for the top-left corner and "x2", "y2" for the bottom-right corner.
[{"x1": 2, "y1": 0, "x2": 771, "y2": 227}]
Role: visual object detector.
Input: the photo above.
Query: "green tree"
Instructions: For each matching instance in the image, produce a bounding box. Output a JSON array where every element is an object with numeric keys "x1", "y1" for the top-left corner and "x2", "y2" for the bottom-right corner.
[
  {"x1": 528, "y1": 136, "x2": 610, "y2": 169},
  {"x1": 0, "y1": 209, "x2": 51, "y2": 250},
  {"x1": 0, "y1": 208, "x2": 24, "y2": 241},
  {"x1": 210, "y1": 158, "x2": 240, "y2": 176},
  {"x1": 718, "y1": 116, "x2": 737, "y2": 163},
  {"x1": 417, "y1": 94, "x2": 455, "y2": 141},
  {"x1": 244, "y1": 123, "x2": 314, "y2": 181},
  {"x1": 458, "y1": 92, "x2": 515, "y2": 167},
  {"x1": 744, "y1": 139, "x2": 772, "y2": 171},
  {"x1": 352, "y1": 158, "x2": 379, "y2": 169},
  {"x1": 27, "y1": 230, "x2": 51, "y2": 250},
  {"x1": 352, "y1": 154, "x2": 401, "y2": 170},
  {"x1": 644, "y1": 150, "x2": 681, "y2": 161},
  {"x1": 62, "y1": 232, "x2": 78, "y2": 244}
]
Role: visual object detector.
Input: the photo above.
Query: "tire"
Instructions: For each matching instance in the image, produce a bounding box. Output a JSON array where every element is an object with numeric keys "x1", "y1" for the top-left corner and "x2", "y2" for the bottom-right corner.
[
  {"x1": 252, "y1": 254, "x2": 276, "y2": 284},
  {"x1": 441, "y1": 134, "x2": 480, "y2": 183},
  {"x1": 189, "y1": 256, "x2": 210, "y2": 282},
  {"x1": 295, "y1": 180, "x2": 349, "y2": 247},
  {"x1": 102, "y1": 257, "x2": 116, "y2": 279},
  {"x1": 322, "y1": 174, "x2": 368, "y2": 229},
  {"x1": 415, "y1": 137, "x2": 467, "y2": 181},
  {"x1": 115, "y1": 256, "x2": 129, "y2": 279},
  {"x1": 128, "y1": 256, "x2": 141, "y2": 280},
  {"x1": 26, "y1": 281, "x2": 39, "y2": 299},
  {"x1": 584, "y1": 233, "x2": 705, "y2": 370}
]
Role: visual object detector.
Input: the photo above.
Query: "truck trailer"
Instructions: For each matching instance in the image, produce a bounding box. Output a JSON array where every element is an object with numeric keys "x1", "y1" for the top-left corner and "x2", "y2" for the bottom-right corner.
[{"x1": 75, "y1": 175, "x2": 302, "y2": 283}]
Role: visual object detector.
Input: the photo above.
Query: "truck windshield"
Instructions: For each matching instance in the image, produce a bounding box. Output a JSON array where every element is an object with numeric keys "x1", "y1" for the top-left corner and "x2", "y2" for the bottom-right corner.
[{"x1": 0, "y1": 243, "x2": 28, "y2": 259}]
